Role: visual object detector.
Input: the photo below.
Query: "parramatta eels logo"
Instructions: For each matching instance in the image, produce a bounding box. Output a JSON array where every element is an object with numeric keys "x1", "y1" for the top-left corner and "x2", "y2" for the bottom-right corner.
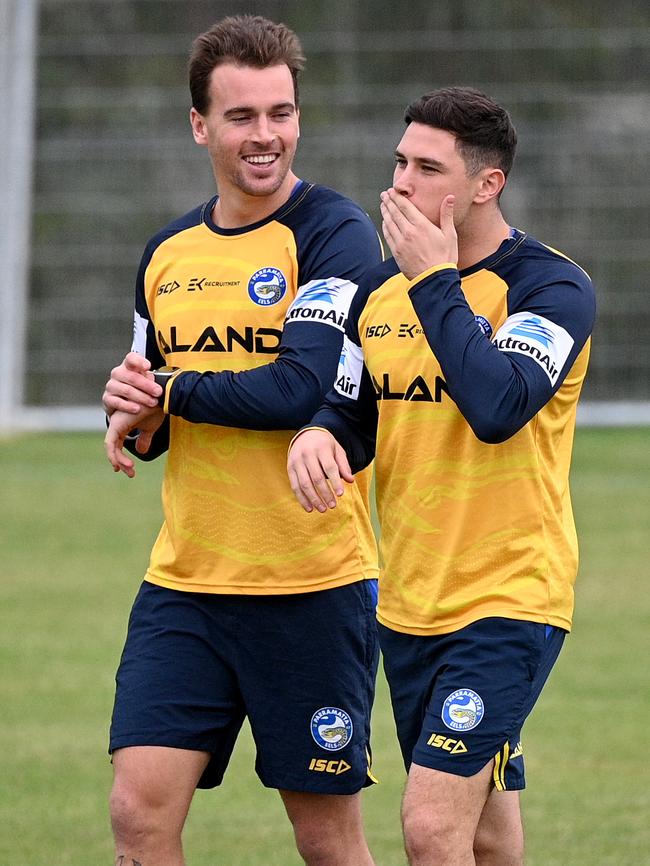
[
  {"x1": 442, "y1": 689, "x2": 485, "y2": 732},
  {"x1": 310, "y1": 707, "x2": 353, "y2": 751},
  {"x1": 475, "y1": 314, "x2": 493, "y2": 338},
  {"x1": 248, "y1": 267, "x2": 287, "y2": 306}
]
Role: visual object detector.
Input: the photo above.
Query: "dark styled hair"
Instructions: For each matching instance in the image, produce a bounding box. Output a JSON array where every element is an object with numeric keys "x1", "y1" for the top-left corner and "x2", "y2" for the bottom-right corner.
[
  {"x1": 404, "y1": 87, "x2": 517, "y2": 179},
  {"x1": 189, "y1": 15, "x2": 306, "y2": 115}
]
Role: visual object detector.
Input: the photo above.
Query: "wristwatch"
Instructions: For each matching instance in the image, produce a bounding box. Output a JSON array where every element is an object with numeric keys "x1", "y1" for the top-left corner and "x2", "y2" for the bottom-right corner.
[{"x1": 153, "y1": 366, "x2": 180, "y2": 407}]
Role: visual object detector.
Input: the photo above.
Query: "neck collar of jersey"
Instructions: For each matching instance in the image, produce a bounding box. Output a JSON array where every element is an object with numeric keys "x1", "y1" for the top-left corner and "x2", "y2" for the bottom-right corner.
[
  {"x1": 202, "y1": 179, "x2": 310, "y2": 236},
  {"x1": 458, "y1": 228, "x2": 527, "y2": 278}
]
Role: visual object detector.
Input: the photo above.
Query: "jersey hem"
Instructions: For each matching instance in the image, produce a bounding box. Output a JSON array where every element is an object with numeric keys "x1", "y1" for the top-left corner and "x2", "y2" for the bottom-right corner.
[
  {"x1": 376, "y1": 609, "x2": 572, "y2": 636},
  {"x1": 144, "y1": 568, "x2": 379, "y2": 596}
]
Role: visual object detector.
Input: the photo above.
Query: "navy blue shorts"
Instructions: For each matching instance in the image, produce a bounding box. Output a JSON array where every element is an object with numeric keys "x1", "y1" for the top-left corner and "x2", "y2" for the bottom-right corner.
[
  {"x1": 110, "y1": 580, "x2": 379, "y2": 793},
  {"x1": 378, "y1": 617, "x2": 565, "y2": 790}
]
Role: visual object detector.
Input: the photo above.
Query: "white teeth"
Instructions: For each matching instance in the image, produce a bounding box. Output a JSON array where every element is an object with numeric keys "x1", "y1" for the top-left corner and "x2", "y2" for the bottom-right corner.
[{"x1": 244, "y1": 155, "x2": 276, "y2": 164}]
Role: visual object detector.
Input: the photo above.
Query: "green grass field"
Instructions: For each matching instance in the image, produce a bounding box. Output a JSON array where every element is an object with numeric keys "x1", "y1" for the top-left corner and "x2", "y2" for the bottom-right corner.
[{"x1": 1, "y1": 428, "x2": 648, "y2": 865}]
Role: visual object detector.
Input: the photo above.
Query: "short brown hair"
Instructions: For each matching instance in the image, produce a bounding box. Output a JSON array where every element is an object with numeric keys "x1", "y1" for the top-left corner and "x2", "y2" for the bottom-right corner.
[
  {"x1": 189, "y1": 15, "x2": 306, "y2": 115},
  {"x1": 404, "y1": 87, "x2": 517, "y2": 179}
]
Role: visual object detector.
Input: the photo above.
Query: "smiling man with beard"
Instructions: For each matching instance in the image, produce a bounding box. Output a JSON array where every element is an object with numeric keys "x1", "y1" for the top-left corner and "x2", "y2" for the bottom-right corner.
[{"x1": 102, "y1": 16, "x2": 382, "y2": 866}]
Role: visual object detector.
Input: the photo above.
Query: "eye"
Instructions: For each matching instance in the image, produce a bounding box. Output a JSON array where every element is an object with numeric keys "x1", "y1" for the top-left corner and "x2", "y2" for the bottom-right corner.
[
  {"x1": 421, "y1": 164, "x2": 439, "y2": 174},
  {"x1": 394, "y1": 156, "x2": 407, "y2": 168}
]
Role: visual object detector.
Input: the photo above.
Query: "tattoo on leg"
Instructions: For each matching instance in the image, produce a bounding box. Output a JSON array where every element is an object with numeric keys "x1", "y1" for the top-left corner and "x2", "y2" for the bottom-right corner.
[{"x1": 115, "y1": 858, "x2": 142, "y2": 866}]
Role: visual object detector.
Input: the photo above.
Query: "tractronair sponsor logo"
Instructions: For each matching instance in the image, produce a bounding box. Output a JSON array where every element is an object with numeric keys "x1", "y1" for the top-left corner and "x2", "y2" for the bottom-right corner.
[
  {"x1": 427, "y1": 733, "x2": 468, "y2": 755},
  {"x1": 333, "y1": 337, "x2": 363, "y2": 400},
  {"x1": 308, "y1": 758, "x2": 351, "y2": 775},
  {"x1": 131, "y1": 311, "x2": 149, "y2": 355},
  {"x1": 492, "y1": 312, "x2": 574, "y2": 384},
  {"x1": 285, "y1": 306, "x2": 346, "y2": 328},
  {"x1": 285, "y1": 278, "x2": 357, "y2": 333},
  {"x1": 373, "y1": 373, "x2": 450, "y2": 403},
  {"x1": 157, "y1": 325, "x2": 281, "y2": 355}
]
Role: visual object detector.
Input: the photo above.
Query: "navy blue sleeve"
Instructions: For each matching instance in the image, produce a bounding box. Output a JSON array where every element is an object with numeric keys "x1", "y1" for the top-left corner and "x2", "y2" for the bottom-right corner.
[
  {"x1": 408, "y1": 260, "x2": 596, "y2": 443},
  {"x1": 167, "y1": 206, "x2": 382, "y2": 430},
  {"x1": 169, "y1": 319, "x2": 343, "y2": 430},
  {"x1": 306, "y1": 278, "x2": 379, "y2": 473}
]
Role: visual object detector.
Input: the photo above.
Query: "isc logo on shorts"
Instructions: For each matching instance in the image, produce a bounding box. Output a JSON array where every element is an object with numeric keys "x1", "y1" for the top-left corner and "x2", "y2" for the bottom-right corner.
[
  {"x1": 308, "y1": 757, "x2": 351, "y2": 774},
  {"x1": 427, "y1": 733, "x2": 468, "y2": 754},
  {"x1": 310, "y1": 707, "x2": 353, "y2": 751}
]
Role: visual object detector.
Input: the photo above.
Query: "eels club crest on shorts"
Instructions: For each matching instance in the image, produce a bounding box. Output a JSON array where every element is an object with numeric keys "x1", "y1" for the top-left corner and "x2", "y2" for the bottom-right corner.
[
  {"x1": 310, "y1": 707, "x2": 353, "y2": 751},
  {"x1": 248, "y1": 267, "x2": 287, "y2": 306},
  {"x1": 442, "y1": 688, "x2": 485, "y2": 732}
]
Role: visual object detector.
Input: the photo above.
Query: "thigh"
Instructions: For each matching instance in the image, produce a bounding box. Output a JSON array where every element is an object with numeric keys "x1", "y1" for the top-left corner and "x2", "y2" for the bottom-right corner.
[
  {"x1": 403, "y1": 763, "x2": 524, "y2": 865},
  {"x1": 380, "y1": 618, "x2": 565, "y2": 788},
  {"x1": 234, "y1": 581, "x2": 379, "y2": 794},
  {"x1": 110, "y1": 582, "x2": 246, "y2": 788},
  {"x1": 280, "y1": 789, "x2": 364, "y2": 835}
]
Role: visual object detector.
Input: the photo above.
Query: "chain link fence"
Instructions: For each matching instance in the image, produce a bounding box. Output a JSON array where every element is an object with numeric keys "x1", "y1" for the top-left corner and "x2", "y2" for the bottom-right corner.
[{"x1": 15, "y1": 0, "x2": 650, "y2": 422}]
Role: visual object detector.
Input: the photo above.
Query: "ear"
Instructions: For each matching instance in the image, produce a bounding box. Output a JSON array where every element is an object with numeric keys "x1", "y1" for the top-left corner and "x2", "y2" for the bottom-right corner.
[
  {"x1": 190, "y1": 107, "x2": 208, "y2": 146},
  {"x1": 473, "y1": 168, "x2": 506, "y2": 204}
]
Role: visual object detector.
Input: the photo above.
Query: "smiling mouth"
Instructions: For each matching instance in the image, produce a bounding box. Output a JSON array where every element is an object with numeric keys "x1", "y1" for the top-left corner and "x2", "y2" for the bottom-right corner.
[{"x1": 243, "y1": 154, "x2": 278, "y2": 165}]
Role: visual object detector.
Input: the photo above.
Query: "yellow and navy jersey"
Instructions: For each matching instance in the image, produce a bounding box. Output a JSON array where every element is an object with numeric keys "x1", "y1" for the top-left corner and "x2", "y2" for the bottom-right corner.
[
  {"x1": 129, "y1": 181, "x2": 382, "y2": 594},
  {"x1": 309, "y1": 229, "x2": 596, "y2": 635}
]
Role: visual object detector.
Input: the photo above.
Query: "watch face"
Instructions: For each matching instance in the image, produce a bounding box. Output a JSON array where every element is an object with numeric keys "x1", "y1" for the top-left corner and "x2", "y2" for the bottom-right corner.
[{"x1": 154, "y1": 367, "x2": 178, "y2": 407}]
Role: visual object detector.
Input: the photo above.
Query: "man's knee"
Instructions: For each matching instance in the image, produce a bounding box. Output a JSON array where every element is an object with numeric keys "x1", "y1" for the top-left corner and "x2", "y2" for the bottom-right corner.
[
  {"x1": 110, "y1": 769, "x2": 190, "y2": 847},
  {"x1": 292, "y1": 830, "x2": 343, "y2": 866},
  {"x1": 110, "y1": 745, "x2": 206, "y2": 845},
  {"x1": 288, "y1": 810, "x2": 353, "y2": 865},
  {"x1": 282, "y1": 791, "x2": 370, "y2": 866},
  {"x1": 110, "y1": 778, "x2": 170, "y2": 844}
]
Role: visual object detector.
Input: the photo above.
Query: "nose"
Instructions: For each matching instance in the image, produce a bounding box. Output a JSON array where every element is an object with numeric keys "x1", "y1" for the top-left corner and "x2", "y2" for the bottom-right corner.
[
  {"x1": 393, "y1": 166, "x2": 413, "y2": 197},
  {"x1": 251, "y1": 114, "x2": 273, "y2": 143}
]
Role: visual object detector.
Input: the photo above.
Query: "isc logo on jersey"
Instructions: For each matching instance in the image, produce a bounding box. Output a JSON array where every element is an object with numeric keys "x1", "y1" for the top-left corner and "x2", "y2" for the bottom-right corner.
[
  {"x1": 284, "y1": 278, "x2": 357, "y2": 332},
  {"x1": 492, "y1": 312, "x2": 574, "y2": 384}
]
